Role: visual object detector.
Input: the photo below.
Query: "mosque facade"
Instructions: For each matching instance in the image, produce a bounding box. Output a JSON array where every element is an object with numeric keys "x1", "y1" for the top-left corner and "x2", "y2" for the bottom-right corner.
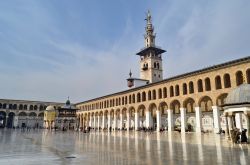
[{"x1": 75, "y1": 12, "x2": 250, "y2": 133}]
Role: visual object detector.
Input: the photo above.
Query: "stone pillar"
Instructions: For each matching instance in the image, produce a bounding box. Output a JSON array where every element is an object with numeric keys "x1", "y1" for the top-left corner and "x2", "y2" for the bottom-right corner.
[
  {"x1": 228, "y1": 117, "x2": 233, "y2": 130},
  {"x1": 102, "y1": 115, "x2": 105, "y2": 130},
  {"x1": 156, "y1": 110, "x2": 161, "y2": 132},
  {"x1": 89, "y1": 116, "x2": 92, "y2": 128},
  {"x1": 126, "y1": 111, "x2": 130, "y2": 131},
  {"x1": 113, "y1": 113, "x2": 117, "y2": 130},
  {"x1": 107, "y1": 113, "x2": 111, "y2": 131},
  {"x1": 120, "y1": 112, "x2": 123, "y2": 130},
  {"x1": 135, "y1": 111, "x2": 139, "y2": 131},
  {"x1": 212, "y1": 106, "x2": 221, "y2": 133},
  {"x1": 247, "y1": 116, "x2": 250, "y2": 140},
  {"x1": 93, "y1": 115, "x2": 96, "y2": 129},
  {"x1": 145, "y1": 111, "x2": 150, "y2": 128},
  {"x1": 195, "y1": 107, "x2": 202, "y2": 133},
  {"x1": 167, "y1": 109, "x2": 174, "y2": 131},
  {"x1": 225, "y1": 116, "x2": 230, "y2": 139},
  {"x1": 97, "y1": 115, "x2": 100, "y2": 130},
  {"x1": 180, "y1": 108, "x2": 187, "y2": 133},
  {"x1": 235, "y1": 113, "x2": 243, "y2": 131}
]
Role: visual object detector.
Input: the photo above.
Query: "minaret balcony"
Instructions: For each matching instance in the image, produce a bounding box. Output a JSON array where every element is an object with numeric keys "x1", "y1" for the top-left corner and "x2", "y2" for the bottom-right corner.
[{"x1": 142, "y1": 66, "x2": 148, "y2": 71}]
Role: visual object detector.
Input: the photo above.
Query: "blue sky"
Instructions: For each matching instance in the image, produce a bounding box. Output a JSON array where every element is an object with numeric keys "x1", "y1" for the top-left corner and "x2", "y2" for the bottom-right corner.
[{"x1": 0, "y1": 0, "x2": 249, "y2": 103}]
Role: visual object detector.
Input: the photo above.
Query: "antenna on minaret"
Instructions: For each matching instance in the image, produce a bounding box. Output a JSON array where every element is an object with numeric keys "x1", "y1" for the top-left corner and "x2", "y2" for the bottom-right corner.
[{"x1": 129, "y1": 69, "x2": 132, "y2": 78}]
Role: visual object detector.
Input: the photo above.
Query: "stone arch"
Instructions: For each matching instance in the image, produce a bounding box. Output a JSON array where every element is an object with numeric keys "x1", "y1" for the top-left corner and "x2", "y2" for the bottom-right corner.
[
  {"x1": 163, "y1": 87, "x2": 167, "y2": 98},
  {"x1": 170, "y1": 100, "x2": 181, "y2": 114},
  {"x1": 29, "y1": 105, "x2": 33, "y2": 110},
  {"x1": 148, "y1": 90, "x2": 152, "y2": 100},
  {"x1": 158, "y1": 102, "x2": 168, "y2": 115},
  {"x1": 158, "y1": 88, "x2": 162, "y2": 99},
  {"x1": 205, "y1": 77, "x2": 211, "y2": 91},
  {"x1": 132, "y1": 94, "x2": 135, "y2": 103},
  {"x1": 170, "y1": 86, "x2": 174, "y2": 97},
  {"x1": 148, "y1": 103, "x2": 157, "y2": 119},
  {"x1": 198, "y1": 96, "x2": 213, "y2": 112},
  {"x1": 129, "y1": 106, "x2": 135, "y2": 118},
  {"x1": 152, "y1": 90, "x2": 156, "y2": 100},
  {"x1": 142, "y1": 92, "x2": 146, "y2": 102},
  {"x1": 175, "y1": 85, "x2": 180, "y2": 96},
  {"x1": 137, "y1": 104, "x2": 146, "y2": 117},
  {"x1": 137, "y1": 93, "x2": 141, "y2": 103},
  {"x1": 247, "y1": 68, "x2": 250, "y2": 84},
  {"x1": 223, "y1": 73, "x2": 231, "y2": 88},
  {"x1": 183, "y1": 83, "x2": 187, "y2": 95},
  {"x1": 216, "y1": 93, "x2": 228, "y2": 106},
  {"x1": 183, "y1": 98, "x2": 195, "y2": 113},
  {"x1": 29, "y1": 112, "x2": 37, "y2": 117},
  {"x1": 189, "y1": 81, "x2": 194, "y2": 94},
  {"x1": 197, "y1": 79, "x2": 203, "y2": 92},
  {"x1": 236, "y1": 70, "x2": 243, "y2": 86},
  {"x1": 18, "y1": 112, "x2": 27, "y2": 116},
  {"x1": 215, "y1": 75, "x2": 222, "y2": 89},
  {"x1": 0, "y1": 111, "x2": 7, "y2": 127}
]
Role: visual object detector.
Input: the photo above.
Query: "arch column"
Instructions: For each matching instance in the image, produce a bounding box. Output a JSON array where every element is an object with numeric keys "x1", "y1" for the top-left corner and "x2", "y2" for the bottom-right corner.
[
  {"x1": 195, "y1": 107, "x2": 202, "y2": 133},
  {"x1": 120, "y1": 112, "x2": 123, "y2": 130},
  {"x1": 89, "y1": 115, "x2": 92, "y2": 128},
  {"x1": 212, "y1": 106, "x2": 221, "y2": 133},
  {"x1": 97, "y1": 115, "x2": 100, "y2": 130},
  {"x1": 168, "y1": 109, "x2": 174, "y2": 131},
  {"x1": 135, "y1": 111, "x2": 139, "y2": 131},
  {"x1": 108, "y1": 112, "x2": 111, "y2": 131},
  {"x1": 113, "y1": 113, "x2": 117, "y2": 130},
  {"x1": 126, "y1": 111, "x2": 130, "y2": 131},
  {"x1": 102, "y1": 114, "x2": 105, "y2": 130},
  {"x1": 145, "y1": 110, "x2": 150, "y2": 128},
  {"x1": 156, "y1": 109, "x2": 161, "y2": 132},
  {"x1": 180, "y1": 108, "x2": 187, "y2": 133},
  {"x1": 235, "y1": 113, "x2": 243, "y2": 131},
  {"x1": 93, "y1": 115, "x2": 96, "y2": 129}
]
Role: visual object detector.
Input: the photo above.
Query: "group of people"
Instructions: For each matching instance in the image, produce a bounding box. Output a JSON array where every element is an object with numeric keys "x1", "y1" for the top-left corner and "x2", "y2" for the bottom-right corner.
[{"x1": 231, "y1": 128, "x2": 248, "y2": 143}]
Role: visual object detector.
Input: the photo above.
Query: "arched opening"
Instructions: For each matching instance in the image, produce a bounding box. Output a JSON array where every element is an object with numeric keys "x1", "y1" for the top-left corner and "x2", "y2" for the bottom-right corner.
[
  {"x1": 129, "y1": 95, "x2": 132, "y2": 104},
  {"x1": 18, "y1": 104, "x2": 23, "y2": 110},
  {"x1": 0, "y1": 103, "x2": 2, "y2": 109},
  {"x1": 0, "y1": 111, "x2": 7, "y2": 128},
  {"x1": 138, "y1": 105, "x2": 146, "y2": 128},
  {"x1": 148, "y1": 91, "x2": 152, "y2": 100},
  {"x1": 199, "y1": 96, "x2": 213, "y2": 112},
  {"x1": 30, "y1": 105, "x2": 33, "y2": 110},
  {"x1": 159, "y1": 102, "x2": 168, "y2": 117},
  {"x1": 170, "y1": 100, "x2": 181, "y2": 114},
  {"x1": 170, "y1": 86, "x2": 174, "y2": 97},
  {"x1": 132, "y1": 94, "x2": 135, "y2": 103},
  {"x1": 183, "y1": 83, "x2": 187, "y2": 95},
  {"x1": 183, "y1": 98, "x2": 195, "y2": 113},
  {"x1": 247, "y1": 69, "x2": 250, "y2": 84},
  {"x1": 215, "y1": 76, "x2": 222, "y2": 89},
  {"x1": 197, "y1": 79, "x2": 203, "y2": 92},
  {"x1": 142, "y1": 92, "x2": 146, "y2": 101},
  {"x1": 7, "y1": 112, "x2": 15, "y2": 128},
  {"x1": 152, "y1": 90, "x2": 156, "y2": 100},
  {"x1": 236, "y1": 71, "x2": 243, "y2": 86},
  {"x1": 224, "y1": 73, "x2": 231, "y2": 88},
  {"x1": 158, "y1": 88, "x2": 162, "y2": 99},
  {"x1": 163, "y1": 87, "x2": 167, "y2": 98},
  {"x1": 149, "y1": 103, "x2": 157, "y2": 130},
  {"x1": 137, "y1": 93, "x2": 141, "y2": 103},
  {"x1": 189, "y1": 81, "x2": 194, "y2": 94},
  {"x1": 205, "y1": 78, "x2": 211, "y2": 91},
  {"x1": 216, "y1": 93, "x2": 228, "y2": 106},
  {"x1": 175, "y1": 85, "x2": 180, "y2": 96}
]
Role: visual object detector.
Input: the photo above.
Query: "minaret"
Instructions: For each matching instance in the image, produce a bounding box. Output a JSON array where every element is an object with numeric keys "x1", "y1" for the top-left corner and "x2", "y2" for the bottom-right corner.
[{"x1": 136, "y1": 10, "x2": 166, "y2": 83}]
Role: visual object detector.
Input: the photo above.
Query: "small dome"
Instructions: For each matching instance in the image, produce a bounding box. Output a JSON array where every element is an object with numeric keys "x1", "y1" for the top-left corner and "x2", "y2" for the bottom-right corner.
[
  {"x1": 46, "y1": 105, "x2": 55, "y2": 111},
  {"x1": 225, "y1": 84, "x2": 250, "y2": 105}
]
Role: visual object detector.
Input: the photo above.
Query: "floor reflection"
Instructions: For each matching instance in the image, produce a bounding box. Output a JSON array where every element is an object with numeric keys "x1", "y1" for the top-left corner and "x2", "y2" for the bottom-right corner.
[{"x1": 0, "y1": 129, "x2": 249, "y2": 165}]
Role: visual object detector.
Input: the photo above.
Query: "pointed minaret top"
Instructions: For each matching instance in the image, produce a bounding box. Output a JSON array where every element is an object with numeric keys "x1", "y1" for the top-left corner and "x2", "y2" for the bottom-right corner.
[
  {"x1": 145, "y1": 10, "x2": 152, "y2": 25},
  {"x1": 129, "y1": 69, "x2": 132, "y2": 78}
]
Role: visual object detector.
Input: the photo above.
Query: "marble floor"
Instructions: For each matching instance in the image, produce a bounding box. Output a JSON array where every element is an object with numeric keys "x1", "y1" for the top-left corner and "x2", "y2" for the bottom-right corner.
[{"x1": 0, "y1": 129, "x2": 249, "y2": 165}]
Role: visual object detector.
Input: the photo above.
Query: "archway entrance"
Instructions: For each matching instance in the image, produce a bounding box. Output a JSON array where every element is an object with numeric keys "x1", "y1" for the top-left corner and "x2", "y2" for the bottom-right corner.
[
  {"x1": 7, "y1": 112, "x2": 15, "y2": 128},
  {"x1": 0, "y1": 111, "x2": 6, "y2": 128}
]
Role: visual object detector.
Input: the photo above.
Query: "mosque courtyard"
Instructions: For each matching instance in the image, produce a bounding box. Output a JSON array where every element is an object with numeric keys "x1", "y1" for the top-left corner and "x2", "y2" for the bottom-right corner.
[{"x1": 0, "y1": 129, "x2": 249, "y2": 165}]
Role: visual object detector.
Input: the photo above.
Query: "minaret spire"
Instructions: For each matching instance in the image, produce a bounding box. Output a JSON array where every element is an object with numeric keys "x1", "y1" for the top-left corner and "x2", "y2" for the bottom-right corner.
[{"x1": 144, "y1": 10, "x2": 155, "y2": 47}]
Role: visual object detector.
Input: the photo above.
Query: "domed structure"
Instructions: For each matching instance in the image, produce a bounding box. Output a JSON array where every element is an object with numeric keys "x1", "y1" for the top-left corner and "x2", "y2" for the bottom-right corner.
[
  {"x1": 46, "y1": 105, "x2": 55, "y2": 111},
  {"x1": 225, "y1": 84, "x2": 250, "y2": 105}
]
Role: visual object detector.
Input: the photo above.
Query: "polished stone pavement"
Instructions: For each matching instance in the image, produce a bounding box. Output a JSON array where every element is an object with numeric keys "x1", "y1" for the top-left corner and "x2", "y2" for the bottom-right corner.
[{"x1": 0, "y1": 129, "x2": 249, "y2": 165}]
